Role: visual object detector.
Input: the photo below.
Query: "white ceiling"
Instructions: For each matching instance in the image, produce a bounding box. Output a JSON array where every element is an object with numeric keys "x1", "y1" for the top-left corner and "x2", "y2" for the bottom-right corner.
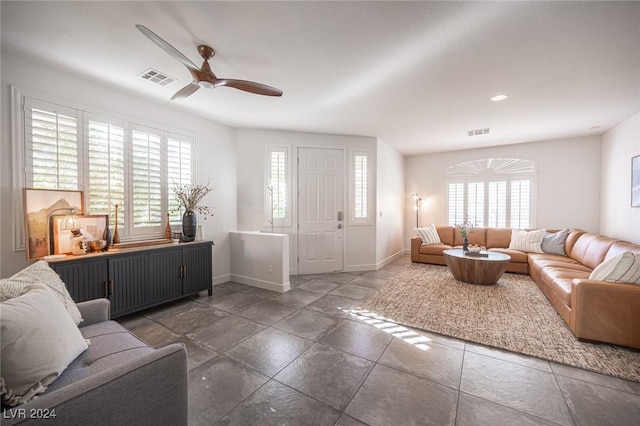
[{"x1": 2, "y1": 1, "x2": 639, "y2": 155}]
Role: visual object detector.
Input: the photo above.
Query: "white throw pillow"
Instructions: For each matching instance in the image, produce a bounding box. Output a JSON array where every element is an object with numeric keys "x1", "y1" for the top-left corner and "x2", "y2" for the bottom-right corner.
[
  {"x1": 416, "y1": 224, "x2": 442, "y2": 245},
  {"x1": 0, "y1": 261, "x2": 82, "y2": 325},
  {"x1": 508, "y1": 228, "x2": 546, "y2": 253},
  {"x1": 589, "y1": 252, "x2": 640, "y2": 284},
  {"x1": 1, "y1": 285, "x2": 89, "y2": 407}
]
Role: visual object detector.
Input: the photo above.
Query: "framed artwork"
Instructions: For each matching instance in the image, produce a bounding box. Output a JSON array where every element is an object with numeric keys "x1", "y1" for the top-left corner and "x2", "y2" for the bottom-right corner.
[
  {"x1": 53, "y1": 214, "x2": 108, "y2": 255},
  {"x1": 632, "y1": 155, "x2": 640, "y2": 208},
  {"x1": 23, "y1": 188, "x2": 84, "y2": 259}
]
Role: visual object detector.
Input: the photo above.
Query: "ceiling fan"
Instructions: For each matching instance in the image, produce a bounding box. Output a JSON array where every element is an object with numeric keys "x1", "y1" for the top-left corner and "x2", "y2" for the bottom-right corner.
[{"x1": 136, "y1": 25, "x2": 283, "y2": 100}]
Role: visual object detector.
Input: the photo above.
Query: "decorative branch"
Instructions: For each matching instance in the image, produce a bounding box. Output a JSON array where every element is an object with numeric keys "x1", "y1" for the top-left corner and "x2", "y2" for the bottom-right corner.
[{"x1": 172, "y1": 182, "x2": 215, "y2": 219}]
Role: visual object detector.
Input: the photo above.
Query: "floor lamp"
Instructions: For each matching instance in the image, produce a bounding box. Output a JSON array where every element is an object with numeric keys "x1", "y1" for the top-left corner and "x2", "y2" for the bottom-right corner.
[{"x1": 411, "y1": 193, "x2": 424, "y2": 228}]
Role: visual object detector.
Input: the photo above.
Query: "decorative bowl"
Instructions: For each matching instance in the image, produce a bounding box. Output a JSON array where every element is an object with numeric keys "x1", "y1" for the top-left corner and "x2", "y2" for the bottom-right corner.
[
  {"x1": 88, "y1": 239, "x2": 107, "y2": 252},
  {"x1": 467, "y1": 246, "x2": 482, "y2": 253}
]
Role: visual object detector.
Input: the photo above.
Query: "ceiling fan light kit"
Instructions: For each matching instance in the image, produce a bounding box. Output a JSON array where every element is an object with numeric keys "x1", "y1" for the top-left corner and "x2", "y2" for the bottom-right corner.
[{"x1": 136, "y1": 25, "x2": 283, "y2": 100}]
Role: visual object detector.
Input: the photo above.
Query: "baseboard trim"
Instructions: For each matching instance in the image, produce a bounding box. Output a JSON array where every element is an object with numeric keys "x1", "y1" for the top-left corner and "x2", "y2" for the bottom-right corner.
[
  {"x1": 344, "y1": 264, "x2": 377, "y2": 272},
  {"x1": 375, "y1": 250, "x2": 404, "y2": 269},
  {"x1": 213, "y1": 273, "x2": 231, "y2": 286},
  {"x1": 230, "y1": 273, "x2": 290, "y2": 293}
]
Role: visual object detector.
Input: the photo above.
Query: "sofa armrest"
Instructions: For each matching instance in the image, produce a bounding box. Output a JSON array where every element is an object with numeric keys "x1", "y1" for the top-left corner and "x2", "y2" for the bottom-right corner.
[
  {"x1": 77, "y1": 299, "x2": 111, "y2": 326},
  {"x1": 4, "y1": 343, "x2": 188, "y2": 426},
  {"x1": 571, "y1": 279, "x2": 640, "y2": 349},
  {"x1": 411, "y1": 236, "x2": 422, "y2": 262}
]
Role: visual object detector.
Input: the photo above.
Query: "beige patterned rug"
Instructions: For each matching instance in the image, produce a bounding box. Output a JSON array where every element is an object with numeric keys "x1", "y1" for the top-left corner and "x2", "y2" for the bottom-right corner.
[{"x1": 363, "y1": 263, "x2": 640, "y2": 383}]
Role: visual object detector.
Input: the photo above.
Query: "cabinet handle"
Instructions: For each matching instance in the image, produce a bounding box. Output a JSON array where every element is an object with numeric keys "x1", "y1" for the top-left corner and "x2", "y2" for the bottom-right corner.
[
  {"x1": 183, "y1": 265, "x2": 187, "y2": 278},
  {"x1": 109, "y1": 280, "x2": 114, "y2": 296},
  {"x1": 104, "y1": 281, "x2": 109, "y2": 297}
]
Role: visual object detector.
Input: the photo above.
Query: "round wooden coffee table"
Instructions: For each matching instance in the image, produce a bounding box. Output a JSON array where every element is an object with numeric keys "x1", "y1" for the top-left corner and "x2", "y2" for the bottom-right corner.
[{"x1": 443, "y1": 249, "x2": 511, "y2": 285}]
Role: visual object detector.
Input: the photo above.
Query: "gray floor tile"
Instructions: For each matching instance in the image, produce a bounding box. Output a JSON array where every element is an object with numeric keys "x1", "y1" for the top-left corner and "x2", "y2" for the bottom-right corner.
[
  {"x1": 116, "y1": 314, "x2": 153, "y2": 330},
  {"x1": 305, "y1": 294, "x2": 363, "y2": 318},
  {"x1": 275, "y1": 343, "x2": 374, "y2": 411},
  {"x1": 206, "y1": 291, "x2": 263, "y2": 313},
  {"x1": 330, "y1": 284, "x2": 378, "y2": 301},
  {"x1": 188, "y1": 356, "x2": 269, "y2": 426},
  {"x1": 296, "y1": 279, "x2": 342, "y2": 294},
  {"x1": 241, "y1": 286, "x2": 281, "y2": 299},
  {"x1": 379, "y1": 337, "x2": 464, "y2": 388},
  {"x1": 335, "y1": 414, "x2": 369, "y2": 426},
  {"x1": 320, "y1": 319, "x2": 393, "y2": 361},
  {"x1": 128, "y1": 321, "x2": 180, "y2": 348},
  {"x1": 465, "y1": 342, "x2": 552, "y2": 372},
  {"x1": 156, "y1": 304, "x2": 229, "y2": 335},
  {"x1": 188, "y1": 314, "x2": 265, "y2": 352},
  {"x1": 224, "y1": 328, "x2": 313, "y2": 376},
  {"x1": 456, "y1": 392, "x2": 559, "y2": 426},
  {"x1": 347, "y1": 275, "x2": 389, "y2": 290},
  {"x1": 217, "y1": 380, "x2": 341, "y2": 426},
  {"x1": 305, "y1": 272, "x2": 357, "y2": 284},
  {"x1": 289, "y1": 275, "x2": 312, "y2": 287},
  {"x1": 270, "y1": 288, "x2": 323, "y2": 308},
  {"x1": 236, "y1": 299, "x2": 298, "y2": 325},
  {"x1": 197, "y1": 285, "x2": 235, "y2": 300},
  {"x1": 345, "y1": 364, "x2": 458, "y2": 426},
  {"x1": 273, "y1": 309, "x2": 342, "y2": 341},
  {"x1": 460, "y1": 351, "x2": 574, "y2": 425},
  {"x1": 362, "y1": 270, "x2": 396, "y2": 280},
  {"x1": 557, "y1": 374, "x2": 640, "y2": 426},
  {"x1": 142, "y1": 298, "x2": 199, "y2": 320},
  {"x1": 169, "y1": 335, "x2": 219, "y2": 372},
  {"x1": 550, "y1": 362, "x2": 640, "y2": 396}
]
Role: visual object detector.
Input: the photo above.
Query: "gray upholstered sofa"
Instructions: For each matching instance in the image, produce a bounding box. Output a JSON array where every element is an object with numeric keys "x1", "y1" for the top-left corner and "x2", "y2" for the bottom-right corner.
[{"x1": 2, "y1": 299, "x2": 187, "y2": 426}]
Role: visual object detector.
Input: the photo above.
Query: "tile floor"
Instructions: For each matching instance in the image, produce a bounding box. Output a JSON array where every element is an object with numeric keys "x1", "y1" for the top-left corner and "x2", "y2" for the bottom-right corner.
[{"x1": 118, "y1": 255, "x2": 640, "y2": 426}]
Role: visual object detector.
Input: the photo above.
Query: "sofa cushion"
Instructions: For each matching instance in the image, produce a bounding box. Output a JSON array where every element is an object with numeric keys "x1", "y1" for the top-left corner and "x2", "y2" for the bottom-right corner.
[
  {"x1": 0, "y1": 285, "x2": 88, "y2": 406},
  {"x1": 606, "y1": 241, "x2": 640, "y2": 259},
  {"x1": 416, "y1": 224, "x2": 441, "y2": 245},
  {"x1": 541, "y1": 228, "x2": 569, "y2": 256},
  {"x1": 45, "y1": 321, "x2": 154, "y2": 393},
  {"x1": 419, "y1": 244, "x2": 453, "y2": 255},
  {"x1": 436, "y1": 226, "x2": 455, "y2": 246},
  {"x1": 569, "y1": 233, "x2": 617, "y2": 270},
  {"x1": 453, "y1": 227, "x2": 486, "y2": 247},
  {"x1": 0, "y1": 260, "x2": 82, "y2": 325},
  {"x1": 487, "y1": 248, "x2": 528, "y2": 263},
  {"x1": 540, "y1": 267, "x2": 592, "y2": 307},
  {"x1": 485, "y1": 228, "x2": 513, "y2": 249},
  {"x1": 589, "y1": 252, "x2": 640, "y2": 284},
  {"x1": 508, "y1": 229, "x2": 546, "y2": 253}
]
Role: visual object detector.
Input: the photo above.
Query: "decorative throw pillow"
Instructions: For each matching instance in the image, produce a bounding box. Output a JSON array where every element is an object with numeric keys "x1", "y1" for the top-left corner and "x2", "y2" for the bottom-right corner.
[
  {"x1": 416, "y1": 224, "x2": 442, "y2": 245},
  {"x1": 0, "y1": 261, "x2": 82, "y2": 325},
  {"x1": 589, "y1": 252, "x2": 640, "y2": 284},
  {"x1": 508, "y1": 228, "x2": 546, "y2": 253},
  {"x1": 1, "y1": 285, "x2": 89, "y2": 407},
  {"x1": 541, "y1": 228, "x2": 570, "y2": 256}
]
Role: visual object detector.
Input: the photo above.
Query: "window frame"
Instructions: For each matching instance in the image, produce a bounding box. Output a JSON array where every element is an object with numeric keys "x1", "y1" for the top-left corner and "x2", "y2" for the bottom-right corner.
[
  {"x1": 349, "y1": 150, "x2": 373, "y2": 225},
  {"x1": 12, "y1": 86, "x2": 197, "y2": 249},
  {"x1": 265, "y1": 144, "x2": 292, "y2": 227}
]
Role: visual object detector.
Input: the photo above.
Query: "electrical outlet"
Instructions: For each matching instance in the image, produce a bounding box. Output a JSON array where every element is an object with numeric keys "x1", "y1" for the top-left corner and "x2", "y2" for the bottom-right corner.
[{"x1": 268, "y1": 264, "x2": 273, "y2": 273}]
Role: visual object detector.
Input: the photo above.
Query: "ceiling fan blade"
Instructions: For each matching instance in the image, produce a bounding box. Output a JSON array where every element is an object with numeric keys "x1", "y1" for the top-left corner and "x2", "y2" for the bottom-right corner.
[
  {"x1": 136, "y1": 25, "x2": 199, "y2": 71},
  {"x1": 171, "y1": 83, "x2": 200, "y2": 101},
  {"x1": 215, "y1": 79, "x2": 283, "y2": 97}
]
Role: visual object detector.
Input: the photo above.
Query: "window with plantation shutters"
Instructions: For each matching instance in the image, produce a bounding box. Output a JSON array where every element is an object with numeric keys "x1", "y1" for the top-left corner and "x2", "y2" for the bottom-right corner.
[
  {"x1": 354, "y1": 154, "x2": 368, "y2": 219},
  {"x1": 446, "y1": 158, "x2": 535, "y2": 228},
  {"x1": 19, "y1": 92, "x2": 196, "y2": 243},
  {"x1": 24, "y1": 99, "x2": 80, "y2": 190},
  {"x1": 167, "y1": 135, "x2": 194, "y2": 225},
  {"x1": 265, "y1": 145, "x2": 290, "y2": 226}
]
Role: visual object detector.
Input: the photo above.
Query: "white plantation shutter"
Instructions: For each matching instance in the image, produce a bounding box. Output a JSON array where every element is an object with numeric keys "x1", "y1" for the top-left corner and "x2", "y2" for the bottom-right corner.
[
  {"x1": 467, "y1": 182, "x2": 484, "y2": 226},
  {"x1": 488, "y1": 181, "x2": 507, "y2": 228},
  {"x1": 130, "y1": 127, "x2": 163, "y2": 233},
  {"x1": 85, "y1": 116, "x2": 125, "y2": 230},
  {"x1": 448, "y1": 183, "x2": 465, "y2": 225},
  {"x1": 265, "y1": 145, "x2": 290, "y2": 226},
  {"x1": 354, "y1": 154, "x2": 368, "y2": 219},
  {"x1": 25, "y1": 99, "x2": 80, "y2": 190},
  {"x1": 511, "y1": 179, "x2": 531, "y2": 229},
  {"x1": 167, "y1": 135, "x2": 194, "y2": 224}
]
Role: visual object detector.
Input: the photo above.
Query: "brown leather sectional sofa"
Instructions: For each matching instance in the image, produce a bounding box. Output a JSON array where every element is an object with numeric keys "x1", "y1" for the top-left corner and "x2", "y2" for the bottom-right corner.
[{"x1": 411, "y1": 226, "x2": 640, "y2": 349}]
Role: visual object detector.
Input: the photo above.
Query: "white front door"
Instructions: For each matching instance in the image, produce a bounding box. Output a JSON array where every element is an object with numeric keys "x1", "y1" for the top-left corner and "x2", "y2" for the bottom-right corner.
[{"x1": 298, "y1": 147, "x2": 344, "y2": 274}]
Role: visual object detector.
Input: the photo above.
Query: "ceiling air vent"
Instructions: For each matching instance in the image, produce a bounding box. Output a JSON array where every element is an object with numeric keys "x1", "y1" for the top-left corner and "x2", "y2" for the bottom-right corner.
[
  {"x1": 467, "y1": 128, "x2": 491, "y2": 137},
  {"x1": 139, "y1": 68, "x2": 176, "y2": 86}
]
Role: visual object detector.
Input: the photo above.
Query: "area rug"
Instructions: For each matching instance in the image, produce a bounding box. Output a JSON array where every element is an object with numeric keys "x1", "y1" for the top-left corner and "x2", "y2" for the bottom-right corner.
[{"x1": 362, "y1": 263, "x2": 640, "y2": 383}]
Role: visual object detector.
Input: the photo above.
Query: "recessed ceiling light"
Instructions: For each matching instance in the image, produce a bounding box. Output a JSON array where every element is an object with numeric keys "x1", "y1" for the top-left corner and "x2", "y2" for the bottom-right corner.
[{"x1": 490, "y1": 94, "x2": 508, "y2": 102}]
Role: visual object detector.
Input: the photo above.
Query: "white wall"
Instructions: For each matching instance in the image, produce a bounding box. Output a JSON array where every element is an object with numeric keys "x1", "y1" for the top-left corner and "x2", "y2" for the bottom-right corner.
[
  {"x1": 404, "y1": 136, "x2": 602, "y2": 248},
  {"x1": 0, "y1": 52, "x2": 237, "y2": 280},
  {"x1": 235, "y1": 128, "x2": 378, "y2": 273},
  {"x1": 376, "y1": 138, "x2": 405, "y2": 266},
  {"x1": 601, "y1": 113, "x2": 640, "y2": 244},
  {"x1": 230, "y1": 231, "x2": 289, "y2": 292}
]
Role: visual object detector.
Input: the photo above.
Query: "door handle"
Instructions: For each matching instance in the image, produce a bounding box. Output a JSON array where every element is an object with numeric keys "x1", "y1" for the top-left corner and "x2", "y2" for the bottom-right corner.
[
  {"x1": 337, "y1": 223, "x2": 343, "y2": 229},
  {"x1": 337, "y1": 211, "x2": 343, "y2": 221}
]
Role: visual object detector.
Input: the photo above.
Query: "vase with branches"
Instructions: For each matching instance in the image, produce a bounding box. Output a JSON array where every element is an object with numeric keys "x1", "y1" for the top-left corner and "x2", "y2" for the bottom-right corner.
[
  {"x1": 456, "y1": 215, "x2": 476, "y2": 252},
  {"x1": 172, "y1": 182, "x2": 214, "y2": 242}
]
